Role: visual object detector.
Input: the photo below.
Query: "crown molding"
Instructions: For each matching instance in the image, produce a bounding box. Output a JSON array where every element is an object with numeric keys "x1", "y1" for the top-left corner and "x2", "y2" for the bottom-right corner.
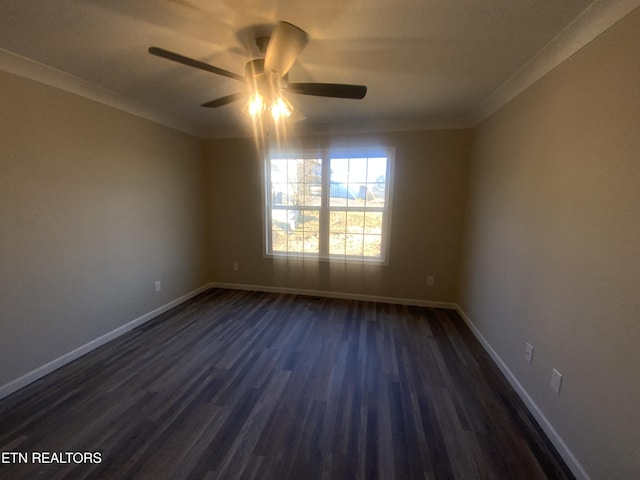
[
  {"x1": 201, "y1": 115, "x2": 473, "y2": 140},
  {"x1": 471, "y1": 0, "x2": 640, "y2": 125},
  {"x1": 294, "y1": 116, "x2": 473, "y2": 137},
  {"x1": 0, "y1": 48, "x2": 201, "y2": 137}
]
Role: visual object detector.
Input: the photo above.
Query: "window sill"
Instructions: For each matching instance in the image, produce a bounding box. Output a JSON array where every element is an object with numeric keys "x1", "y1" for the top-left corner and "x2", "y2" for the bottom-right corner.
[{"x1": 265, "y1": 252, "x2": 389, "y2": 266}]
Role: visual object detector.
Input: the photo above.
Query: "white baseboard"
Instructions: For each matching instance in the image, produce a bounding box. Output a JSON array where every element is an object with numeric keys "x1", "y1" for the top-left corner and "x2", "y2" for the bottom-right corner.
[
  {"x1": 210, "y1": 282, "x2": 457, "y2": 310},
  {"x1": 0, "y1": 282, "x2": 213, "y2": 401},
  {"x1": 454, "y1": 305, "x2": 591, "y2": 480}
]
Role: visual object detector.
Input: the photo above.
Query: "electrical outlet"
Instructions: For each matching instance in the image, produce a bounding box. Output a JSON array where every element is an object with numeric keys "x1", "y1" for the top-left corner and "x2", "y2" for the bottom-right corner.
[
  {"x1": 233, "y1": 262, "x2": 239, "y2": 272},
  {"x1": 524, "y1": 343, "x2": 534, "y2": 364},
  {"x1": 550, "y1": 368, "x2": 563, "y2": 394},
  {"x1": 427, "y1": 276, "x2": 434, "y2": 286},
  {"x1": 154, "y1": 281, "x2": 161, "y2": 293}
]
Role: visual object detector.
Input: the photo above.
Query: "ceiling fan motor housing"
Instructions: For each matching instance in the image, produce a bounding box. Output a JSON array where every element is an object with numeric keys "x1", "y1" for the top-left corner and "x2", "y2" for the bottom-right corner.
[
  {"x1": 244, "y1": 58, "x2": 285, "y2": 102},
  {"x1": 245, "y1": 58, "x2": 265, "y2": 77},
  {"x1": 256, "y1": 35, "x2": 270, "y2": 54}
]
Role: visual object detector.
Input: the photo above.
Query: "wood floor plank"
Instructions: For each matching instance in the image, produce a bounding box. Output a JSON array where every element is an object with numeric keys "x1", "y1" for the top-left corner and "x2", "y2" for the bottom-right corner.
[{"x1": 0, "y1": 289, "x2": 575, "y2": 480}]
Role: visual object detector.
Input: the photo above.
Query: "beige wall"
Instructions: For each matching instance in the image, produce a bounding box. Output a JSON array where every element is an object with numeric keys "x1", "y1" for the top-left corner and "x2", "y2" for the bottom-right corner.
[
  {"x1": 0, "y1": 70, "x2": 210, "y2": 386},
  {"x1": 205, "y1": 129, "x2": 471, "y2": 303},
  {"x1": 459, "y1": 8, "x2": 640, "y2": 480}
]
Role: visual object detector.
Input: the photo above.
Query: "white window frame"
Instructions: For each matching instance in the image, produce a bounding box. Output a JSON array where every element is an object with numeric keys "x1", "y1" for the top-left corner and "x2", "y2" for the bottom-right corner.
[{"x1": 264, "y1": 146, "x2": 395, "y2": 264}]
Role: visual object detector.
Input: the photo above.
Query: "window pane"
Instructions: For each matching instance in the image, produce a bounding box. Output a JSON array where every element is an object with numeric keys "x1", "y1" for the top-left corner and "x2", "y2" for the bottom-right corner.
[
  {"x1": 346, "y1": 211, "x2": 365, "y2": 232},
  {"x1": 345, "y1": 234, "x2": 364, "y2": 256},
  {"x1": 271, "y1": 159, "x2": 288, "y2": 183},
  {"x1": 303, "y1": 234, "x2": 319, "y2": 253},
  {"x1": 330, "y1": 157, "x2": 386, "y2": 209},
  {"x1": 276, "y1": 158, "x2": 321, "y2": 207},
  {"x1": 329, "y1": 158, "x2": 349, "y2": 208},
  {"x1": 300, "y1": 209, "x2": 320, "y2": 254},
  {"x1": 271, "y1": 183, "x2": 286, "y2": 205},
  {"x1": 346, "y1": 189, "x2": 365, "y2": 208},
  {"x1": 363, "y1": 234, "x2": 382, "y2": 257},
  {"x1": 272, "y1": 224, "x2": 288, "y2": 252},
  {"x1": 348, "y1": 158, "x2": 368, "y2": 183},
  {"x1": 286, "y1": 160, "x2": 300, "y2": 183},
  {"x1": 364, "y1": 212, "x2": 383, "y2": 234},
  {"x1": 356, "y1": 185, "x2": 370, "y2": 201},
  {"x1": 329, "y1": 233, "x2": 346, "y2": 255},
  {"x1": 300, "y1": 209, "x2": 319, "y2": 226},
  {"x1": 288, "y1": 183, "x2": 305, "y2": 206},
  {"x1": 329, "y1": 182, "x2": 354, "y2": 207},
  {"x1": 303, "y1": 159, "x2": 322, "y2": 180},
  {"x1": 299, "y1": 183, "x2": 319, "y2": 206},
  {"x1": 330, "y1": 158, "x2": 349, "y2": 183},
  {"x1": 330, "y1": 211, "x2": 346, "y2": 232},
  {"x1": 272, "y1": 209, "x2": 296, "y2": 231},
  {"x1": 271, "y1": 209, "x2": 320, "y2": 254},
  {"x1": 287, "y1": 232, "x2": 304, "y2": 253},
  {"x1": 283, "y1": 184, "x2": 294, "y2": 206},
  {"x1": 368, "y1": 182, "x2": 386, "y2": 206},
  {"x1": 367, "y1": 157, "x2": 387, "y2": 183},
  {"x1": 306, "y1": 184, "x2": 321, "y2": 206}
]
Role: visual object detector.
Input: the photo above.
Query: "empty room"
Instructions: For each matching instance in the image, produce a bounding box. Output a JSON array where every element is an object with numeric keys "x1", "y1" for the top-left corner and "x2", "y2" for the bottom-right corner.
[{"x1": 1, "y1": 1, "x2": 638, "y2": 479}]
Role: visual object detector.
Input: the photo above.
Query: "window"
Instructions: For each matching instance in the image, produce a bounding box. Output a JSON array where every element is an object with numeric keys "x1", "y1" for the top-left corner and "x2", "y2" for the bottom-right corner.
[{"x1": 265, "y1": 147, "x2": 394, "y2": 262}]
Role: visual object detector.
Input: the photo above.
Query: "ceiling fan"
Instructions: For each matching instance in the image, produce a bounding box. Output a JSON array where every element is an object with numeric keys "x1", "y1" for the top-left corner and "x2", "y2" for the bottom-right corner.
[{"x1": 148, "y1": 21, "x2": 367, "y2": 121}]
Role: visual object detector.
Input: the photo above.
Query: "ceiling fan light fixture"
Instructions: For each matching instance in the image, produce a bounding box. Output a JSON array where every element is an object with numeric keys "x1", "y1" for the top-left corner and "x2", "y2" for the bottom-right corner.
[
  {"x1": 244, "y1": 93, "x2": 266, "y2": 117},
  {"x1": 270, "y1": 96, "x2": 292, "y2": 121}
]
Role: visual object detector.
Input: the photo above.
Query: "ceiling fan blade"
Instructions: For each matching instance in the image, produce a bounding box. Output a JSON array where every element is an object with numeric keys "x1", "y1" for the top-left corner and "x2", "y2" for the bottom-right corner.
[
  {"x1": 148, "y1": 47, "x2": 244, "y2": 82},
  {"x1": 287, "y1": 83, "x2": 367, "y2": 99},
  {"x1": 264, "y1": 22, "x2": 308, "y2": 78},
  {"x1": 201, "y1": 92, "x2": 246, "y2": 108}
]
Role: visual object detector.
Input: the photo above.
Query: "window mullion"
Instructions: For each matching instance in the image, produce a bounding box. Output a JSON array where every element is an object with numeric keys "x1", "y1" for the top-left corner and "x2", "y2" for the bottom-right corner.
[
  {"x1": 265, "y1": 157, "x2": 273, "y2": 255},
  {"x1": 319, "y1": 151, "x2": 330, "y2": 257}
]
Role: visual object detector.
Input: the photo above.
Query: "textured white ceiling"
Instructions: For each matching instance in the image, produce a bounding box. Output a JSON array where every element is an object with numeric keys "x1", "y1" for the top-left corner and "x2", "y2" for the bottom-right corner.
[{"x1": 0, "y1": 0, "x2": 621, "y2": 137}]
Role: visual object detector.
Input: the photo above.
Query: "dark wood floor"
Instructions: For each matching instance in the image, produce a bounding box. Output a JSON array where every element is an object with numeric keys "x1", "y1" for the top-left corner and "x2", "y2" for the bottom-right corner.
[{"x1": 0, "y1": 288, "x2": 574, "y2": 480}]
